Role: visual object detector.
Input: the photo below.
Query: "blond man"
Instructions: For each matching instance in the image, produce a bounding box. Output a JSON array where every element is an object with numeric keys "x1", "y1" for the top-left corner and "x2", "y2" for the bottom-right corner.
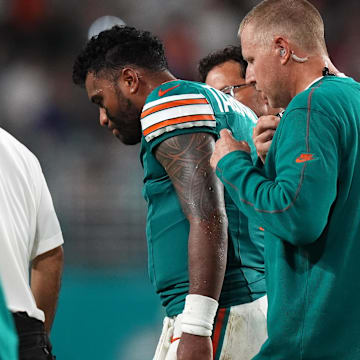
[{"x1": 210, "y1": 1, "x2": 360, "y2": 359}]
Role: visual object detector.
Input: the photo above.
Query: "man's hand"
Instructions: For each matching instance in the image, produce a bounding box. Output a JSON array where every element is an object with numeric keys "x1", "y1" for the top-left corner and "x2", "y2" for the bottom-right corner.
[
  {"x1": 253, "y1": 115, "x2": 280, "y2": 164},
  {"x1": 177, "y1": 333, "x2": 212, "y2": 360},
  {"x1": 210, "y1": 129, "x2": 251, "y2": 170}
]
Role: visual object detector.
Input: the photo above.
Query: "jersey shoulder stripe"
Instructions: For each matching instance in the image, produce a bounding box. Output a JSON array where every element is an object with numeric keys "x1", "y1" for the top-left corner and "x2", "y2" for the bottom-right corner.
[
  {"x1": 142, "y1": 93, "x2": 205, "y2": 111},
  {"x1": 144, "y1": 117, "x2": 216, "y2": 141},
  {"x1": 141, "y1": 103, "x2": 214, "y2": 131},
  {"x1": 141, "y1": 92, "x2": 215, "y2": 142},
  {"x1": 141, "y1": 98, "x2": 208, "y2": 118}
]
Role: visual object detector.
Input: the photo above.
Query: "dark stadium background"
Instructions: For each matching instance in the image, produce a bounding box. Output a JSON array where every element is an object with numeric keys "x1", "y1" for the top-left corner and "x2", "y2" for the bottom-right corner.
[{"x1": 0, "y1": 0, "x2": 358, "y2": 358}]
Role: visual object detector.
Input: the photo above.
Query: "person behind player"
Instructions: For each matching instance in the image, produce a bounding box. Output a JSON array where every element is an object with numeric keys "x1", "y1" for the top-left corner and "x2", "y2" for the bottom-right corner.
[
  {"x1": 0, "y1": 127, "x2": 64, "y2": 359},
  {"x1": 210, "y1": 0, "x2": 360, "y2": 359},
  {"x1": 73, "y1": 25, "x2": 267, "y2": 360},
  {"x1": 199, "y1": 46, "x2": 281, "y2": 164},
  {"x1": 198, "y1": 45, "x2": 280, "y2": 118}
]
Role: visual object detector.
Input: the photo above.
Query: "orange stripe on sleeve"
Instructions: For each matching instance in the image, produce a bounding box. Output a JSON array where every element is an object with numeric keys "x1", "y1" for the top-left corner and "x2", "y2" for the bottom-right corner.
[
  {"x1": 141, "y1": 98, "x2": 209, "y2": 118},
  {"x1": 143, "y1": 114, "x2": 215, "y2": 136}
]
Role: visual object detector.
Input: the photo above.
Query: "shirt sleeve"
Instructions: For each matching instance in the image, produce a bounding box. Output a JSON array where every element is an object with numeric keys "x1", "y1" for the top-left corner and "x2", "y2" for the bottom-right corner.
[
  {"x1": 216, "y1": 107, "x2": 339, "y2": 246},
  {"x1": 141, "y1": 87, "x2": 217, "y2": 151},
  {"x1": 31, "y1": 171, "x2": 64, "y2": 260}
]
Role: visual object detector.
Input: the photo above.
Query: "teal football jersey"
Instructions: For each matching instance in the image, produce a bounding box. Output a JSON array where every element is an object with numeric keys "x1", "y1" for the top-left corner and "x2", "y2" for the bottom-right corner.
[{"x1": 140, "y1": 80, "x2": 266, "y2": 316}]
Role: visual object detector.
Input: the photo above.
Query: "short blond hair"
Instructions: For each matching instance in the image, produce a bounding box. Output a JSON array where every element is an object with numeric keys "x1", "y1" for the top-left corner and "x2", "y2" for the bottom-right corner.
[{"x1": 239, "y1": 0, "x2": 327, "y2": 54}]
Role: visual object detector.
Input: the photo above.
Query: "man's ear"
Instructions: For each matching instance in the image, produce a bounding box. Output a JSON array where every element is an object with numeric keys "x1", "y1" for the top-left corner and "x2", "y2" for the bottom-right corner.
[
  {"x1": 121, "y1": 68, "x2": 140, "y2": 95},
  {"x1": 274, "y1": 37, "x2": 290, "y2": 65}
]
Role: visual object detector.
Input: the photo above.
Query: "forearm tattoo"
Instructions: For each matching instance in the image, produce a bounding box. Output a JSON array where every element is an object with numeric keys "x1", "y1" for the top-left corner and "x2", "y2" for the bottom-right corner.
[{"x1": 155, "y1": 132, "x2": 225, "y2": 220}]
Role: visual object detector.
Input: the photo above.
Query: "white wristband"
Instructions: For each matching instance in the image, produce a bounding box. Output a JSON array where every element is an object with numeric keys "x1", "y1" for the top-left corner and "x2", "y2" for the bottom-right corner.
[{"x1": 181, "y1": 294, "x2": 219, "y2": 337}]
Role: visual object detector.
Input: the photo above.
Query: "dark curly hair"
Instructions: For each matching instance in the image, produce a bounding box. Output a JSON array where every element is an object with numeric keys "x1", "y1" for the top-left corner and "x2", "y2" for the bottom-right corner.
[
  {"x1": 198, "y1": 46, "x2": 247, "y2": 83},
  {"x1": 73, "y1": 25, "x2": 169, "y2": 87}
]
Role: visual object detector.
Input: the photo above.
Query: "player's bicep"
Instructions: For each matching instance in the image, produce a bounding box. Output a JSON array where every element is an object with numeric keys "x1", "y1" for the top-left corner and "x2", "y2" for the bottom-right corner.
[{"x1": 154, "y1": 132, "x2": 226, "y2": 221}]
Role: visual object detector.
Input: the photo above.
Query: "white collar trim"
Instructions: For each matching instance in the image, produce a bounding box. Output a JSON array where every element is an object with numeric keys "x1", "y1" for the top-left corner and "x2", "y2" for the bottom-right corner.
[{"x1": 304, "y1": 76, "x2": 324, "y2": 91}]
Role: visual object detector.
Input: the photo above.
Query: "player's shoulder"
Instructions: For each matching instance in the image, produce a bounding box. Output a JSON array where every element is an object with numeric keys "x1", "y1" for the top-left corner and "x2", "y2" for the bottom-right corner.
[{"x1": 141, "y1": 80, "x2": 216, "y2": 142}]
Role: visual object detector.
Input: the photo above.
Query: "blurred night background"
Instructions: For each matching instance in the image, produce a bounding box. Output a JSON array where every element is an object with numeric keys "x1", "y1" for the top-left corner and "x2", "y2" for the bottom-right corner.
[{"x1": 0, "y1": 0, "x2": 359, "y2": 359}]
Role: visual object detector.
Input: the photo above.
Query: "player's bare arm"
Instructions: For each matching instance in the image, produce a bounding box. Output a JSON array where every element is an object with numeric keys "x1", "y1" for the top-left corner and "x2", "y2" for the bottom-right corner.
[
  {"x1": 155, "y1": 132, "x2": 228, "y2": 360},
  {"x1": 31, "y1": 246, "x2": 64, "y2": 334}
]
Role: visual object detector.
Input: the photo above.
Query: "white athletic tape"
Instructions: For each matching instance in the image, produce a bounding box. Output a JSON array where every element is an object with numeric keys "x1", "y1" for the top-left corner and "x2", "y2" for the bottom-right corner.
[{"x1": 181, "y1": 294, "x2": 218, "y2": 337}]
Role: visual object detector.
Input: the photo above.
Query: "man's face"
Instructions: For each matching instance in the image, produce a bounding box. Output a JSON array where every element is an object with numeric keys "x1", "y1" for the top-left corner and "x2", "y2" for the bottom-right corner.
[
  {"x1": 241, "y1": 24, "x2": 289, "y2": 109},
  {"x1": 85, "y1": 72, "x2": 142, "y2": 145},
  {"x1": 205, "y1": 60, "x2": 280, "y2": 117}
]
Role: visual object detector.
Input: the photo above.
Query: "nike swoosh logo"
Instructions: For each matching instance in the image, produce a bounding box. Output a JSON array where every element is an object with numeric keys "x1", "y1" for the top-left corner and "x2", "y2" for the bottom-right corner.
[
  {"x1": 170, "y1": 337, "x2": 181, "y2": 343},
  {"x1": 158, "y1": 84, "x2": 180, "y2": 97},
  {"x1": 296, "y1": 153, "x2": 314, "y2": 163}
]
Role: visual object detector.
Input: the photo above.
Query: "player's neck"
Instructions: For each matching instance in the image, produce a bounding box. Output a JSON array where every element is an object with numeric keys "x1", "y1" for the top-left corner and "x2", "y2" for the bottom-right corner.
[
  {"x1": 147, "y1": 70, "x2": 177, "y2": 94},
  {"x1": 134, "y1": 70, "x2": 177, "y2": 110}
]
